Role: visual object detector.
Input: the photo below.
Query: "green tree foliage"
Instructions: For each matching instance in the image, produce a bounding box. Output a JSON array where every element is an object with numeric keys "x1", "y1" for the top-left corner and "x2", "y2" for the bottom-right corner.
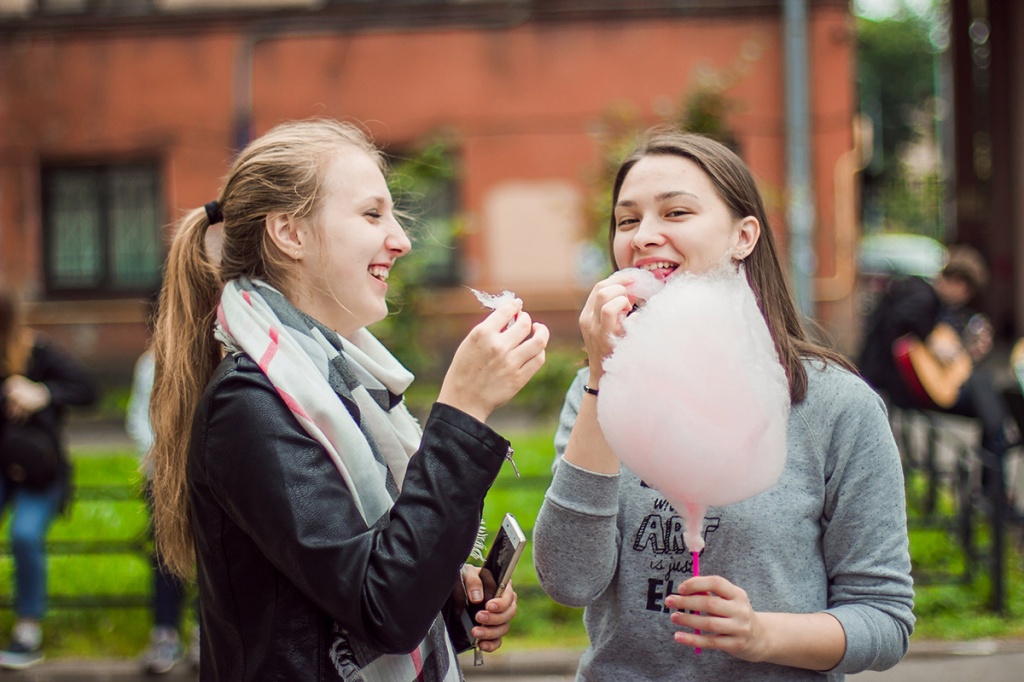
[
  {"x1": 371, "y1": 138, "x2": 461, "y2": 375},
  {"x1": 877, "y1": 172, "x2": 945, "y2": 238},
  {"x1": 582, "y1": 83, "x2": 741, "y2": 244},
  {"x1": 677, "y1": 85, "x2": 739, "y2": 151},
  {"x1": 857, "y1": 1, "x2": 948, "y2": 237},
  {"x1": 858, "y1": 11, "x2": 938, "y2": 184}
]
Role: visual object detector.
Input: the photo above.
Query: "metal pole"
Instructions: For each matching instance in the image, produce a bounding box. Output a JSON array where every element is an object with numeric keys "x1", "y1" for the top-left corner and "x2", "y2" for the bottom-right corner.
[{"x1": 784, "y1": 0, "x2": 815, "y2": 318}]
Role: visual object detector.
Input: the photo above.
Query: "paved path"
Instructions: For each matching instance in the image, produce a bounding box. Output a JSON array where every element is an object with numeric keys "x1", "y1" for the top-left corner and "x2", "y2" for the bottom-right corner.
[
  {"x1": 4, "y1": 639, "x2": 1023, "y2": 679},
  {"x1": 66, "y1": 418, "x2": 133, "y2": 452},
  {"x1": 848, "y1": 638, "x2": 1024, "y2": 681},
  {"x1": 459, "y1": 640, "x2": 1024, "y2": 681}
]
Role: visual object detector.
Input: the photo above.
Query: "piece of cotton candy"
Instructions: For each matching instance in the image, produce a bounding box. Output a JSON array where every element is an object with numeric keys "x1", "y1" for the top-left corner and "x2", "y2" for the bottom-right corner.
[
  {"x1": 470, "y1": 288, "x2": 517, "y2": 310},
  {"x1": 619, "y1": 267, "x2": 665, "y2": 302},
  {"x1": 597, "y1": 265, "x2": 790, "y2": 553}
]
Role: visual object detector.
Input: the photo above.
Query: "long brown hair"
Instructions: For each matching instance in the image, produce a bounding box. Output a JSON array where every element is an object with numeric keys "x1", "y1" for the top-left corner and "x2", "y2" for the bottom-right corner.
[
  {"x1": 0, "y1": 287, "x2": 32, "y2": 379},
  {"x1": 149, "y1": 118, "x2": 383, "y2": 579},
  {"x1": 608, "y1": 128, "x2": 854, "y2": 403}
]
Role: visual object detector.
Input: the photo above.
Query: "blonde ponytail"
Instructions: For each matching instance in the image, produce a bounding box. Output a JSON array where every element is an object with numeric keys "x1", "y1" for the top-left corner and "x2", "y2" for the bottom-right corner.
[{"x1": 148, "y1": 207, "x2": 221, "y2": 579}]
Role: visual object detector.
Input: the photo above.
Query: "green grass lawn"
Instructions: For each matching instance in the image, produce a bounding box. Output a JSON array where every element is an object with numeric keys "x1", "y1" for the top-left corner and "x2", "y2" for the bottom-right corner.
[
  {"x1": 0, "y1": 448, "x2": 183, "y2": 657},
  {"x1": 0, "y1": 424, "x2": 1021, "y2": 658}
]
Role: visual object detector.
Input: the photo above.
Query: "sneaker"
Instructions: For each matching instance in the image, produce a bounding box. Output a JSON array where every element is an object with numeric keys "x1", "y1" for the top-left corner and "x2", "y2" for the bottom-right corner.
[
  {"x1": 141, "y1": 627, "x2": 183, "y2": 675},
  {"x1": 0, "y1": 621, "x2": 44, "y2": 670}
]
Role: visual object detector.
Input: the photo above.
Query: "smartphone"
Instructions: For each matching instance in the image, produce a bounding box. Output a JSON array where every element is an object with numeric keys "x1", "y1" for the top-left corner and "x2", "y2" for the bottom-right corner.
[{"x1": 462, "y1": 513, "x2": 527, "y2": 644}]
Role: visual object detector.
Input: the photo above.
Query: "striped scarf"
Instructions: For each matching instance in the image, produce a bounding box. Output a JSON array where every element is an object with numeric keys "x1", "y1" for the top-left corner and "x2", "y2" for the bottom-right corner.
[{"x1": 215, "y1": 277, "x2": 462, "y2": 682}]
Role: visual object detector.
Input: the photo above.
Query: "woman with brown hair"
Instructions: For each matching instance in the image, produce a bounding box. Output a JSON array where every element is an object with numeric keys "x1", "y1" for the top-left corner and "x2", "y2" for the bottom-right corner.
[
  {"x1": 533, "y1": 129, "x2": 914, "y2": 680},
  {"x1": 0, "y1": 287, "x2": 96, "y2": 669},
  {"x1": 149, "y1": 118, "x2": 548, "y2": 681}
]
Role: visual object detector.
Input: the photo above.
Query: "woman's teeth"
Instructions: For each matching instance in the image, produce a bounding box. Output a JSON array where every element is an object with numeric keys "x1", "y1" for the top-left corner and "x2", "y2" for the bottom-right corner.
[
  {"x1": 369, "y1": 266, "x2": 390, "y2": 281},
  {"x1": 638, "y1": 261, "x2": 677, "y2": 272}
]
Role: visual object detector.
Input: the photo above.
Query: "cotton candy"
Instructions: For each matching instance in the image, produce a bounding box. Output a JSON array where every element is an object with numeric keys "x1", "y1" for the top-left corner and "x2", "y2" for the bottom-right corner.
[
  {"x1": 597, "y1": 265, "x2": 789, "y2": 553},
  {"x1": 619, "y1": 267, "x2": 664, "y2": 302},
  {"x1": 470, "y1": 288, "x2": 517, "y2": 310}
]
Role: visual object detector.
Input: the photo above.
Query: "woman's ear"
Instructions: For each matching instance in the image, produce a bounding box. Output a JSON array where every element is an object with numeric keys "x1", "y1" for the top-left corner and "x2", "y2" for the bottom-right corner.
[
  {"x1": 265, "y1": 213, "x2": 306, "y2": 261},
  {"x1": 732, "y1": 216, "x2": 761, "y2": 261}
]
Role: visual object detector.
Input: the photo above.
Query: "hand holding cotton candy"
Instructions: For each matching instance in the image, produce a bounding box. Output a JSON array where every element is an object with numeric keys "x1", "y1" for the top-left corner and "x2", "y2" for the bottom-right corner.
[
  {"x1": 596, "y1": 266, "x2": 789, "y2": 556},
  {"x1": 470, "y1": 287, "x2": 519, "y2": 331}
]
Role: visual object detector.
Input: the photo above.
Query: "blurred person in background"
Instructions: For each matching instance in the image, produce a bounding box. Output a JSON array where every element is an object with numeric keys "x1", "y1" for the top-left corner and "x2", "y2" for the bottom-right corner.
[
  {"x1": 0, "y1": 285, "x2": 97, "y2": 669},
  {"x1": 149, "y1": 118, "x2": 547, "y2": 681},
  {"x1": 126, "y1": 296, "x2": 200, "y2": 675},
  {"x1": 857, "y1": 245, "x2": 1015, "y2": 486}
]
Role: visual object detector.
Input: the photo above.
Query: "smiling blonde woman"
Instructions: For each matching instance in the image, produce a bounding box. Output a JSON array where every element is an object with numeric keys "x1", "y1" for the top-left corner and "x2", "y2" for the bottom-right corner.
[{"x1": 149, "y1": 118, "x2": 548, "y2": 682}]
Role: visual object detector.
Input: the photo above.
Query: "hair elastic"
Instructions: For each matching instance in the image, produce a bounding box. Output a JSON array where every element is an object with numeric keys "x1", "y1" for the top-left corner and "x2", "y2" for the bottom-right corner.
[
  {"x1": 583, "y1": 385, "x2": 599, "y2": 397},
  {"x1": 204, "y1": 200, "x2": 223, "y2": 225}
]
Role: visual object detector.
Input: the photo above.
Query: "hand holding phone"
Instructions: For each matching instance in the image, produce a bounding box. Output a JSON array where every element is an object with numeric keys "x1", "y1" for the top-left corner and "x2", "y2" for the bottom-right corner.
[{"x1": 462, "y1": 513, "x2": 526, "y2": 647}]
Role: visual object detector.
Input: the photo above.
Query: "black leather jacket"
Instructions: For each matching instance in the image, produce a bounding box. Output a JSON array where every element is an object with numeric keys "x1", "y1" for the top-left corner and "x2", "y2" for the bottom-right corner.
[{"x1": 189, "y1": 354, "x2": 509, "y2": 681}]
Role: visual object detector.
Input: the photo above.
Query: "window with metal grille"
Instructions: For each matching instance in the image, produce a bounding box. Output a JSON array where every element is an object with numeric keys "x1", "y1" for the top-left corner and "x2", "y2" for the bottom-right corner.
[{"x1": 41, "y1": 163, "x2": 164, "y2": 296}]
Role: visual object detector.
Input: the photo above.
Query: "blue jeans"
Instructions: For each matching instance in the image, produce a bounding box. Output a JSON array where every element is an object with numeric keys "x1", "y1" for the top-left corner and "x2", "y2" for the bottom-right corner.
[
  {"x1": 145, "y1": 490, "x2": 188, "y2": 630},
  {"x1": 0, "y1": 478, "x2": 63, "y2": 620}
]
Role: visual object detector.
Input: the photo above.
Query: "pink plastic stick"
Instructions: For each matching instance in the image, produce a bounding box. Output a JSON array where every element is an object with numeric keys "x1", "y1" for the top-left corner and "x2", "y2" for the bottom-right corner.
[{"x1": 693, "y1": 550, "x2": 702, "y2": 655}]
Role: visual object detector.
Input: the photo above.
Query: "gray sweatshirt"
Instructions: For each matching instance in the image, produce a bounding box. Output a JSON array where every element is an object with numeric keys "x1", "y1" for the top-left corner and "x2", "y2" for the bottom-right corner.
[{"x1": 533, "y1": 361, "x2": 915, "y2": 681}]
